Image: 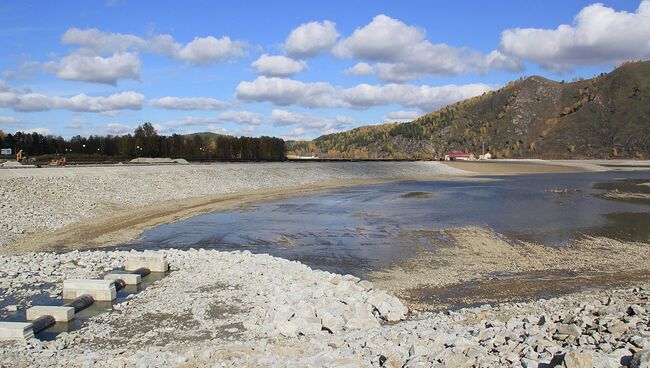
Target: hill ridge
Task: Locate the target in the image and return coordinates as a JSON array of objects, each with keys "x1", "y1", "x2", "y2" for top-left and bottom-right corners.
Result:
[{"x1": 288, "y1": 60, "x2": 650, "y2": 159}]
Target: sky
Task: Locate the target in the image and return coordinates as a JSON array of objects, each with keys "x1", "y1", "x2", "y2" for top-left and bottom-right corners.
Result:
[{"x1": 0, "y1": 0, "x2": 649, "y2": 140}]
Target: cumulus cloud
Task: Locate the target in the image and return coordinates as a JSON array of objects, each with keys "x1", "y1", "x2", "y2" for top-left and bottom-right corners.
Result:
[
  {"x1": 24, "y1": 127, "x2": 52, "y2": 135},
  {"x1": 163, "y1": 117, "x2": 222, "y2": 127},
  {"x1": 333, "y1": 14, "x2": 521, "y2": 82},
  {"x1": 0, "y1": 116, "x2": 25, "y2": 127},
  {"x1": 62, "y1": 28, "x2": 145, "y2": 54},
  {"x1": 345, "y1": 62, "x2": 374, "y2": 76},
  {"x1": 150, "y1": 96, "x2": 229, "y2": 110},
  {"x1": 383, "y1": 110, "x2": 422, "y2": 123},
  {"x1": 176, "y1": 36, "x2": 247, "y2": 65},
  {"x1": 271, "y1": 109, "x2": 354, "y2": 136},
  {"x1": 251, "y1": 54, "x2": 307, "y2": 77},
  {"x1": 237, "y1": 76, "x2": 492, "y2": 111},
  {"x1": 284, "y1": 20, "x2": 339, "y2": 58},
  {"x1": 105, "y1": 123, "x2": 132, "y2": 135},
  {"x1": 499, "y1": 0, "x2": 650, "y2": 70},
  {"x1": 236, "y1": 76, "x2": 339, "y2": 108},
  {"x1": 0, "y1": 88, "x2": 144, "y2": 114},
  {"x1": 218, "y1": 110, "x2": 263, "y2": 126},
  {"x1": 341, "y1": 82, "x2": 492, "y2": 111},
  {"x1": 48, "y1": 51, "x2": 140, "y2": 85},
  {"x1": 46, "y1": 28, "x2": 248, "y2": 84}
]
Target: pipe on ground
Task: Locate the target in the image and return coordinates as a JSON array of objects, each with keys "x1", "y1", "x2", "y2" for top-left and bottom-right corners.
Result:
[
  {"x1": 31, "y1": 315, "x2": 56, "y2": 335},
  {"x1": 63, "y1": 294, "x2": 95, "y2": 313},
  {"x1": 112, "y1": 278, "x2": 126, "y2": 292}
]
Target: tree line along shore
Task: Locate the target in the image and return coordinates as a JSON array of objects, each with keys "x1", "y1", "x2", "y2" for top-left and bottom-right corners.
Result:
[{"x1": 0, "y1": 123, "x2": 286, "y2": 163}]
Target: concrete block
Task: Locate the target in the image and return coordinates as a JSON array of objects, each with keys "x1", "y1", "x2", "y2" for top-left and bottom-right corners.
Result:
[
  {"x1": 104, "y1": 273, "x2": 141, "y2": 285},
  {"x1": 0, "y1": 322, "x2": 34, "y2": 341},
  {"x1": 125, "y1": 253, "x2": 168, "y2": 273},
  {"x1": 63, "y1": 279, "x2": 116, "y2": 301},
  {"x1": 26, "y1": 306, "x2": 75, "y2": 322}
]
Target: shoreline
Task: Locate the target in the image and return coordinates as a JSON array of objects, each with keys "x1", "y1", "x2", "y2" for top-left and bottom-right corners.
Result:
[
  {"x1": 0, "y1": 159, "x2": 608, "y2": 255},
  {"x1": 2, "y1": 175, "x2": 488, "y2": 255}
]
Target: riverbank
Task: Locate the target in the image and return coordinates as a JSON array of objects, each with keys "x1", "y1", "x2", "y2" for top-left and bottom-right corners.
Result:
[
  {"x1": 1, "y1": 159, "x2": 635, "y2": 254},
  {"x1": 370, "y1": 226, "x2": 650, "y2": 311},
  {"x1": 0, "y1": 249, "x2": 647, "y2": 367},
  {"x1": 0, "y1": 162, "x2": 468, "y2": 253}
]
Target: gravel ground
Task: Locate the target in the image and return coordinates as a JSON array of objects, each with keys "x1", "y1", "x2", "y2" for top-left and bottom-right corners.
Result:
[
  {"x1": 0, "y1": 162, "x2": 466, "y2": 248},
  {"x1": 0, "y1": 249, "x2": 648, "y2": 367}
]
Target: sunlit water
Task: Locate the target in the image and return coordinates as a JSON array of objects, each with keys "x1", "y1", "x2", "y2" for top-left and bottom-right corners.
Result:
[{"x1": 116, "y1": 171, "x2": 650, "y2": 276}]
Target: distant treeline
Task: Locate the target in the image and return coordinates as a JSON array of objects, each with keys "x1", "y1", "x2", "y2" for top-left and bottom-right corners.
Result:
[{"x1": 0, "y1": 123, "x2": 286, "y2": 161}]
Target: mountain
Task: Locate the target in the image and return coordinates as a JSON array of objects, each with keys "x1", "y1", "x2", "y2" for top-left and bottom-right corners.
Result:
[{"x1": 287, "y1": 60, "x2": 650, "y2": 159}]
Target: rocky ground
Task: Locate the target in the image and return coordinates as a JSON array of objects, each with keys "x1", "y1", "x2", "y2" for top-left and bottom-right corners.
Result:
[
  {"x1": 0, "y1": 162, "x2": 465, "y2": 249},
  {"x1": 0, "y1": 249, "x2": 648, "y2": 367}
]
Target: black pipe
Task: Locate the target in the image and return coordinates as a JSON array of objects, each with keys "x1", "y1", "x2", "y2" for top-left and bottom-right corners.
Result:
[
  {"x1": 63, "y1": 294, "x2": 95, "y2": 313},
  {"x1": 131, "y1": 267, "x2": 151, "y2": 277},
  {"x1": 32, "y1": 315, "x2": 56, "y2": 334},
  {"x1": 112, "y1": 278, "x2": 126, "y2": 292}
]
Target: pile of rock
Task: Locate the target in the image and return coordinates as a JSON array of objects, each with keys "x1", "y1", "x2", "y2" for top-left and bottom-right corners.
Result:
[{"x1": 0, "y1": 248, "x2": 648, "y2": 367}]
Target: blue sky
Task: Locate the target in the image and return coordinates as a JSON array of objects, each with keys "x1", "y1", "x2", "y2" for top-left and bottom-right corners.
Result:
[{"x1": 0, "y1": 0, "x2": 649, "y2": 139}]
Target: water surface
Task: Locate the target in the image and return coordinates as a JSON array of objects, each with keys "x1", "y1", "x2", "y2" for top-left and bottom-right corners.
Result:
[{"x1": 117, "y1": 171, "x2": 650, "y2": 276}]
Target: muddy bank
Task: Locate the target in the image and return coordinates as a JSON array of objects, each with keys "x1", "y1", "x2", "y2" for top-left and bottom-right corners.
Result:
[{"x1": 370, "y1": 226, "x2": 650, "y2": 311}]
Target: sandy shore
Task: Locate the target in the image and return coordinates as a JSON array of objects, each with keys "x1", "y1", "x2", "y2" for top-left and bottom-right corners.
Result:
[
  {"x1": 0, "y1": 161, "x2": 469, "y2": 254},
  {"x1": 1, "y1": 159, "x2": 635, "y2": 254}
]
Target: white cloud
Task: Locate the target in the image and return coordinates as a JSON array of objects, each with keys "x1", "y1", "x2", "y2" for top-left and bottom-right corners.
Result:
[
  {"x1": 61, "y1": 28, "x2": 145, "y2": 54},
  {"x1": 236, "y1": 76, "x2": 339, "y2": 108},
  {"x1": 24, "y1": 127, "x2": 52, "y2": 135},
  {"x1": 0, "y1": 116, "x2": 25, "y2": 127},
  {"x1": 345, "y1": 62, "x2": 374, "y2": 76},
  {"x1": 105, "y1": 123, "x2": 132, "y2": 135},
  {"x1": 176, "y1": 36, "x2": 247, "y2": 65},
  {"x1": 163, "y1": 117, "x2": 222, "y2": 127},
  {"x1": 499, "y1": 0, "x2": 650, "y2": 70},
  {"x1": 271, "y1": 109, "x2": 354, "y2": 136},
  {"x1": 218, "y1": 110, "x2": 262, "y2": 125},
  {"x1": 50, "y1": 51, "x2": 140, "y2": 85},
  {"x1": 237, "y1": 76, "x2": 492, "y2": 111},
  {"x1": 333, "y1": 14, "x2": 521, "y2": 82},
  {"x1": 47, "y1": 28, "x2": 248, "y2": 84},
  {"x1": 383, "y1": 110, "x2": 421, "y2": 123},
  {"x1": 341, "y1": 82, "x2": 492, "y2": 111},
  {"x1": 284, "y1": 20, "x2": 338, "y2": 58},
  {"x1": 0, "y1": 88, "x2": 145, "y2": 113},
  {"x1": 251, "y1": 54, "x2": 307, "y2": 77},
  {"x1": 150, "y1": 96, "x2": 229, "y2": 110}
]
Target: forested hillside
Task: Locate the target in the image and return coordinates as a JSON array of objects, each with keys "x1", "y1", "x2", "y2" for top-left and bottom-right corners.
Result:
[{"x1": 287, "y1": 61, "x2": 650, "y2": 159}]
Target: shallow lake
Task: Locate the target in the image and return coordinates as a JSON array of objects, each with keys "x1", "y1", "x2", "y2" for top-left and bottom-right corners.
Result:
[{"x1": 117, "y1": 171, "x2": 650, "y2": 276}]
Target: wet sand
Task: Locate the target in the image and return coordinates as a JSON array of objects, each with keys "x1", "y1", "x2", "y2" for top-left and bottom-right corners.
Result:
[{"x1": 369, "y1": 226, "x2": 650, "y2": 311}]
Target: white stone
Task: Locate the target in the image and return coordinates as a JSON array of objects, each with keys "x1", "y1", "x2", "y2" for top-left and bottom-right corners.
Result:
[
  {"x1": 104, "y1": 273, "x2": 141, "y2": 285},
  {"x1": 0, "y1": 322, "x2": 34, "y2": 341},
  {"x1": 125, "y1": 253, "x2": 168, "y2": 273},
  {"x1": 63, "y1": 279, "x2": 116, "y2": 301},
  {"x1": 26, "y1": 306, "x2": 75, "y2": 322}
]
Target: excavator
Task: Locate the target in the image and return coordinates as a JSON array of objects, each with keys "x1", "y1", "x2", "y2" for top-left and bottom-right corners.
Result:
[
  {"x1": 15, "y1": 150, "x2": 36, "y2": 165},
  {"x1": 50, "y1": 156, "x2": 66, "y2": 166}
]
